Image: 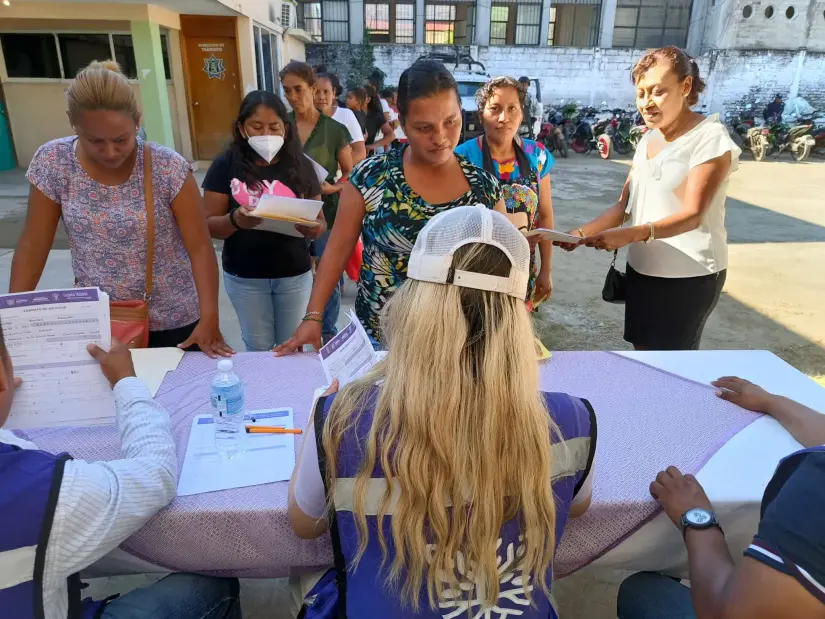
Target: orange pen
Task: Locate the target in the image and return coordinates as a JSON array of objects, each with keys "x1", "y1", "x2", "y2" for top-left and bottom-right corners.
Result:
[{"x1": 244, "y1": 426, "x2": 302, "y2": 435}]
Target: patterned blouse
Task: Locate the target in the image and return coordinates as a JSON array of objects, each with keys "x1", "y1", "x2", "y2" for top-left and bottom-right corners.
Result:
[
  {"x1": 349, "y1": 148, "x2": 503, "y2": 339},
  {"x1": 26, "y1": 137, "x2": 199, "y2": 331}
]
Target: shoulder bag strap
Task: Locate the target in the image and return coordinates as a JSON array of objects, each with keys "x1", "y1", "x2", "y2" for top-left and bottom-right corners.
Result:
[{"x1": 143, "y1": 145, "x2": 155, "y2": 302}]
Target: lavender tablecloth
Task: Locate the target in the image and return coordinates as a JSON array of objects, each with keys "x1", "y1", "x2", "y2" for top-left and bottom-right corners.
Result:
[{"x1": 18, "y1": 350, "x2": 760, "y2": 578}]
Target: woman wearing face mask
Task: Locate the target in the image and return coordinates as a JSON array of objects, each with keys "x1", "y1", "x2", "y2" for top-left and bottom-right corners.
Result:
[
  {"x1": 280, "y1": 62, "x2": 353, "y2": 343},
  {"x1": 560, "y1": 46, "x2": 741, "y2": 351},
  {"x1": 275, "y1": 59, "x2": 506, "y2": 353},
  {"x1": 314, "y1": 72, "x2": 367, "y2": 165},
  {"x1": 364, "y1": 84, "x2": 394, "y2": 155},
  {"x1": 11, "y1": 60, "x2": 231, "y2": 356},
  {"x1": 456, "y1": 76, "x2": 555, "y2": 309},
  {"x1": 202, "y1": 91, "x2": 324, "y2": 351}
]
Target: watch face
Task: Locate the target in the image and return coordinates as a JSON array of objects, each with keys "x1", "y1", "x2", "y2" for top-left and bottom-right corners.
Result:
[{"x1": 686, "y1": 509, "x2": 713, "y2": 525}]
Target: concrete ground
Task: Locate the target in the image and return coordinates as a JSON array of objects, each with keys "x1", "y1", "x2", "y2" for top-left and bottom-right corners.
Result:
[{"x1": 1, "y1": 154, "x2": 824, "y2": 617}]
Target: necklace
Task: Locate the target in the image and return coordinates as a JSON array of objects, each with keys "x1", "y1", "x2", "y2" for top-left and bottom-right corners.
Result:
[{"x1": 661, "y1": 111, "x2": 693, "y2": 142}]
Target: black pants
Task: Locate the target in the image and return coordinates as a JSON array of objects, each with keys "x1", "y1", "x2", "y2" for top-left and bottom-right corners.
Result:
[
  {"x1": 148, "y1": 321, "x2": 199, "y2": 350},
  {"x1": 624, "y1": 266, "x2": 727, "y2": 350}
]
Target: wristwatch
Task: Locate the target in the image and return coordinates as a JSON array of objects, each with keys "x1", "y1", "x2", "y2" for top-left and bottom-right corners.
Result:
[{"x1": 680, "y1": 508, "x2": 722, "y2": 539}]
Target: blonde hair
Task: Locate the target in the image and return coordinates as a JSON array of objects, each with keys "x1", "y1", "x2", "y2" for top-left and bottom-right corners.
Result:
[
  {"x1": 66, "y1": 60, "x2": 139, "y2": 122},
  {"x1": 323, "y1": 243, "x2": 559, "y2": 612}
]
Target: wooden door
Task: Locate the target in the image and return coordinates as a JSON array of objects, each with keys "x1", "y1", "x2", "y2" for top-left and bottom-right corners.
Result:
[{"x1": 185, "y1": 36, "x2": 241, "y2": 160}]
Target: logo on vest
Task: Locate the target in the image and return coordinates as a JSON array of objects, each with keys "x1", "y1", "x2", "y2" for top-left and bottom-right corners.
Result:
[{"x1": 426, "y1": 536, "x2": 534, "y2": 618}]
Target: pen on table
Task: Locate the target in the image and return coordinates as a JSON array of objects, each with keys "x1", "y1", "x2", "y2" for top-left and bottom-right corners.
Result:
[{"x1": 244, "y1": 426, "x2": 303, "y2": 435}]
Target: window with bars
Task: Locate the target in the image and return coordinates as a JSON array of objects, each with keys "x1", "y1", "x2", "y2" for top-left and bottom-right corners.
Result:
[
  {"x1": 612, "y1": 0, "x2": 692, "y2": 48},
  {"x1": 254, "y1": 25, "x2": 280, "y2": 93},
  {"x1": 0, "y1": 32, "x2": 172, "y2": 80},
  {"x1": 548, "y1": 2, "x2": 601, "y2": 47},
  {"x1": 282, "y1": 3, "x2": 293, "y2": 27},
  {"x1": 365, "y1": 2, "x2": 416, "y2": 43},
  {"x1": 301, "y1": 2, "x2": 323, "y2": 39},
  {"x1": 425, "y1": 1, "x2": 476, "y2": 44},
  {"x1": 489, "y1": 1, "x2": 542, "y2": 45}
]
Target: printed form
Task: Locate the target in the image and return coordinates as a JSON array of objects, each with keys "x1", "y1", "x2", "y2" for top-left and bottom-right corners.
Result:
[
  {"x1": 1, "y1": 288, "x2": 114, "y2": 430},
  {"x1": 318, "y1": 309, "x2": 378, "y2": 386}
]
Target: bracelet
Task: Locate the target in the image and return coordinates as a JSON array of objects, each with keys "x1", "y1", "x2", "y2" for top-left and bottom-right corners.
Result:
[
  {"x1": 575, "y1": 228, "x2": 585, "y2": 238},
  {"x1": 644, "y1": 222, "x2": 655, "y2": 244},
  {"x1": 228, "y1": 209, "x2": 241, "y2": 231},
  {"x1": 304, "y1": 311, "x2": 323, "y2": 318},
  {"x1": 302, "y1": 316, "x2": 323, "y2": 323}
]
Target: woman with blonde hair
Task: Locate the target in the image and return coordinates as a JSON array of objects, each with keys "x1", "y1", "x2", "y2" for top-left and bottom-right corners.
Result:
[
  {"x1": 288, "y1": 206, "x2": 597, "y2": 618},
  {"x1": 11, "y1": 60, "x2": 231, "y2": 356}
]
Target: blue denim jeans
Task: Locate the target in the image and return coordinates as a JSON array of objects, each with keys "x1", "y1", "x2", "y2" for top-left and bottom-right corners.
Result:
[
  {"x1": 101, "y1": 573, "x2": 241, "y2": 619},
  {"x1": 224, "y1": 270, "x2": 313, "y2": 351},
  {"x1": 617, "y1": 572, "x2": 696, "y2": 619},
  {"x1": 313, "y1": 231, "x2": 343, "y2": 342}
]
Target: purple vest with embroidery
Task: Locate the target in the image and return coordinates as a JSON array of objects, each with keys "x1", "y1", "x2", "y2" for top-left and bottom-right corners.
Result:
[
  {"x1": 316, "y1": 390, "x2": 596, "y2": 619},
  {"x1": 0, "y1": 442, "x2": 105, "y2": 619}
]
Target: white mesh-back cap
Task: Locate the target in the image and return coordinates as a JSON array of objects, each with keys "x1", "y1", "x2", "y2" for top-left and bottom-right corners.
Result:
[{"x1": 408, "y1": 205, "x2": 530, "y2": 299}]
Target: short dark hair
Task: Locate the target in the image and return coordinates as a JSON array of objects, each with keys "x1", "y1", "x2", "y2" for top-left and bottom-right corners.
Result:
[
  {"x1": 347, "y1": 87, "x2": 367, "y2": 104},
  {"x1": 279, "y1": 61, "x2": 316, "y2": 86},
  {"x1": 475, "y1": 76, "x2": 526, "y2": 115},
  {"x1": 316, "y1": 71, "x2": 342, "y2": 96},
  {"x1": 380, "y1": 86, "x2": 396, "y2": 99},
  {"x1": 397, "y1": 59, "x2": 459, "y2": 123},
  {"x1": 518, "y1": 76, "x2": 530, "y2": 84}
]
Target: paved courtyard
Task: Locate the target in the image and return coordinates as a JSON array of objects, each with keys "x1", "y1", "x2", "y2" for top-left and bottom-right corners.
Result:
[{"x1": 1, "y1": 154, "x2": 824, "y2": 616}]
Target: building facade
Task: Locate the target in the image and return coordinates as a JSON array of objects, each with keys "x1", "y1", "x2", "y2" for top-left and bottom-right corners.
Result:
[
  {"x1": 0, "y1": 0, "x2": 314, "y2": 167},
  {"x1": 303, "y1": 0, "x2": 825, "y2": 113}
]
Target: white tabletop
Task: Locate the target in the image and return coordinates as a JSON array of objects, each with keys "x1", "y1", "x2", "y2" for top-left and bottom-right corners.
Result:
[{"x1": 593, "y1": 350, "x2": 825, "y2": 576}]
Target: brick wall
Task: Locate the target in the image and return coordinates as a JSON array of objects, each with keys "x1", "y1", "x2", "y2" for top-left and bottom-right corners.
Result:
[{"x1": 307, "y1": 44, "x2": 825, "y2": 113}]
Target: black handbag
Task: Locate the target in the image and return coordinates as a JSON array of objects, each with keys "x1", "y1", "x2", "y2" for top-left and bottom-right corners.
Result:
[{"x1": 602, "y1": 249, "x2": 626, "y2": 304}]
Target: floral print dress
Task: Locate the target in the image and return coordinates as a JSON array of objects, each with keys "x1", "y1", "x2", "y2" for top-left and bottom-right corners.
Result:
[{"x1": 349, "y1": 147, "x2": 503, "y2": 339}]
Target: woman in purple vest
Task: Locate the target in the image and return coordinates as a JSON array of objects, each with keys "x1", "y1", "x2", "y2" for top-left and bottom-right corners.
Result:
[{"x1": 288, "y1": 206, "x2": 597, "y2": 618}]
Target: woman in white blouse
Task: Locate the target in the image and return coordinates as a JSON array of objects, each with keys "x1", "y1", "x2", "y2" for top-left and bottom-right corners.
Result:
[{"x1": 562, "y1": 46, "x2": 741, "y2": 350}]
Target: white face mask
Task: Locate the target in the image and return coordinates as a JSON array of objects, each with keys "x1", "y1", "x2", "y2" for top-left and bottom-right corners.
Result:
[{"x1": 246, "y1": 134, "x2": 284, "y2": 163}]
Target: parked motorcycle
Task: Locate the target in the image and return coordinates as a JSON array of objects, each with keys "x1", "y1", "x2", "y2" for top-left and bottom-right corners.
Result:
[
  {"x1": 608, "y1": 108, "x2": 635, "y2": 155},
  {"x1": 570, "y1": 103, "x2": 612, "y2": 159},
  {"x1": 537, "y1": 107, "x2": 568, "y2": 158},
  {"x1": 770, "y1": 121, "x2": 816, "y2": 161}
]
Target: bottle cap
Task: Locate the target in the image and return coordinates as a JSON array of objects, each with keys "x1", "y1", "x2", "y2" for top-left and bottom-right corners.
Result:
[{"x1": 217, "y1": 359, "x2": 233, "y2": 372}]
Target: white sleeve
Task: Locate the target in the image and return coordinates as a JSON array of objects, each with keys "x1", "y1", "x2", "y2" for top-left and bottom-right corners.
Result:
[
  {"x1": 380, "y1": 99, "x2": 390, "y2": 114},
  {"x1": 293, "y1": 417, "x2": 328, "y2": 520},
  {"x1": 341, "y1": 108, "x2": 365, "y2": 144},
  {"x1": 689, "y1": 122, "x2": 741, "y2": 173},
  {"x1": 43, "y1": 377, "x2": 177, "y2": 581},
  {"x1": 572, "y1": 464, "x2": 594, "y2": 506}
]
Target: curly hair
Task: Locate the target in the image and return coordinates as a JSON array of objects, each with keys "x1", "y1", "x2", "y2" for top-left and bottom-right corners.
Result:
[
  {"x1": 475, "y1": 76, "x2": 526, "y2": 116},
  {"x1": 631, "y1": 46, "x2": 706, "y2": 106}
]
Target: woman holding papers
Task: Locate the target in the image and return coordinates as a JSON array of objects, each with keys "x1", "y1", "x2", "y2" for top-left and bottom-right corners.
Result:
[
  {"x1": 281, "y1": 62, "x2": 353, "y2": 343},
  {"x1": 11, "y1": 60, "x2": 231, "y2": 356},
  {"x1": 456, "y1": 76, "x2": 555, "y2": 309},
  {"x1": 276, "y1": 59, "x2": 506, "y2": 352},
  {"x1": 559, "y1": 47, "x2": 740, "y2": 351},
  {"x1": 203, "y1": 90, "x2": 324, "y2": 351},
  {"x1": 287, "y1": 207, "x2": 596, "y2": 617}
]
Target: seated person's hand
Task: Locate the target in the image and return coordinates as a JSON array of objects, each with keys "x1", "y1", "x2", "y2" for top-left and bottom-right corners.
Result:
[
  {"x1": 712, "y1": 376, "x2": 774, "y2": 412},
  {"x1": 650, "y1": 466, "x2": 713, "y2": 528},
  {"x1": 87, "y1": 339, "x2": 136, "y2": 389}
]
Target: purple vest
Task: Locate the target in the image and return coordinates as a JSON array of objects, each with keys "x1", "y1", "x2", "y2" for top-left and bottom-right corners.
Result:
[
  {"x1": 0, "y1": 442, "x2": 105, "y2": 619},
  {"x1": 315, "y1": 390, "x2": 596, "y2": 619}
]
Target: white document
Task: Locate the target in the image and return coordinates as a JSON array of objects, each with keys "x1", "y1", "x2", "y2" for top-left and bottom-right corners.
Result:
[
  {"x1": 305, "y1": 154, "x2": 331, "y2": 185},
  {"x1": 131, "y1": 347, "x2": 185, "y2": 397},
  {"x1": 524, "y1": 228, "x2": 582, "y2": 243},
  {"x1": 251, "y1": 194, "x2": 323, "y2": 238},
  {"x1": 1, "y1": 288, "x2": 115, "y2": 429},
  {"x1": 318, "y1": 309, "x2": 378, "y2": 386},
  {"x1": 177, "y1": 408, "x2": 297, "y2": 496}
]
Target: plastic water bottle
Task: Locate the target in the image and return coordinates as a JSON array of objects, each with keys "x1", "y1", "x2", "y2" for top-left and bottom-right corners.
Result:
[{"x1": 210, "y1": 359, "x2": 244, "y2": 458}]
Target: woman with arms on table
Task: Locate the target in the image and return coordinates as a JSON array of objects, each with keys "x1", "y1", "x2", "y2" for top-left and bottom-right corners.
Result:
[
  {"x1": 202, "y1": 91, "x2": 323, "y2": 351},
  {"x1": 456, "y1": 76, "x2": 556, "y2": 309},
  {"x1": 275, "y1": 59, "x2": 506, "y2": 352},
  {"x1": 314, "y1": 71, "x2": 367, "y2": 165},
  {"x1": 10, "y1": 60, "x2": 231, "y2": 356},
  {"x1": 287, "y1": 207, "x2": 597, "y2": 618},
  {"x1": 561, "y1": 46, "x2": 740, "y2": 351},
  {"x1": 280, "y1": 62, "x2": 352, "y2": 343}
]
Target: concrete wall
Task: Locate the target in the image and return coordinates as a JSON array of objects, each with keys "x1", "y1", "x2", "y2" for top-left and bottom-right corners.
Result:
[
  {"x1": 703, "y1": 0, "x2": 825, "y2": 51},
  {"x1": 3, "y1": 82, "x2": 183, "y2": 166},
  {"x1": 307, "y1": 43, "x2": 825, "y2": 112}
]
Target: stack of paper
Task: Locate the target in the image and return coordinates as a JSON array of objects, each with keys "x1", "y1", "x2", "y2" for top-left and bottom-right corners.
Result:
[
  {"x1": 177, "y1": 408, "x2": 297, "y2": 496},
  {"x1": 0, "y1": 288, "x2": 115, "y2": 429},
  {"x1": 131, "y1": 347, "x2": 185, "y2": 397},
  {"x1": 251, "y1": 194, "x2": 323, "y2": 238}
]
